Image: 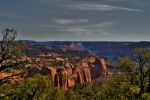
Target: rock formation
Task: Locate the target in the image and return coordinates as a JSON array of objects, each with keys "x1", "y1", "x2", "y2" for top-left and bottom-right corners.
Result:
[
  {"x1": 49, "y1": 57, "x2": 111, "y2": 90},
  {"x1": 23, "y1": 56, "x2": 111, "y2": 90}
]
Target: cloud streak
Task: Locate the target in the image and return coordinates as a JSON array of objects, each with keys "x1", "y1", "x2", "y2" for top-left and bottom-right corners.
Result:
[
  {"x1": 54, "y1": 18, "x2": 89, "y2": 25},
  {"x1": 68, "y1": 3, "x2": 145, "y2": 12},
  {"x1": 57, "y1": 22, "x2": 115, "y2": 36},
  {"x1": 54, "y1": 19, "x2": 75, "y2": 25},
  {"x1": 60, "y1": 27, "x2": 112, "y2": 36}
]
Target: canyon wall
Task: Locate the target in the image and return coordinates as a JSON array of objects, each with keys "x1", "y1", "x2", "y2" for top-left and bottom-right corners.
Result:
[
  {"x1": 23, "y1": 57, "x2": 111, "y2": 90},
  {"x1": 49, "y1": 57, "x2": 111, "y2": 90}
]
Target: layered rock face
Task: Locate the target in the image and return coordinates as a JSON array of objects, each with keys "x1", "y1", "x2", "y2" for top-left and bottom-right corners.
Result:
[
  {"x1": 49, "y1": 57, "x2": 111, "y2": 90},
  {"x1": 23, "y1": 57, "x2": 111, "y2": 90}
]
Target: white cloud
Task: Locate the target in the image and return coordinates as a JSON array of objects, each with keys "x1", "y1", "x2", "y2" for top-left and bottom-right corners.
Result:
[
  {"x1": 54, "y1": 19, "x2": 75, "y2": 25},
  {"x1": 78, "y1": 19, "x2": 89, "y2": 23},
  {"x1": 117, "y1": 7, "x2": 145, "y2": 12},
  {"x1": 60, "y1": 27, "x2": 112, "y2": 36},
  {"x1": 69, "y1": 3, "x2": 145, "y2": 12},
  {"x1": 54, "y1": 18, "x2": 89, "y2": 25},
  {"x1": 89, "y1": 22, "x2": 115, "y2": 27},
  {"x1": 58, "y1": 22, "x2": 115, "y2": 36}
]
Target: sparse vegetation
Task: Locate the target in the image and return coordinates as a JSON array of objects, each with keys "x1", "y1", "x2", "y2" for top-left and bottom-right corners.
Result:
[{"x1": 0, "y1": 28, "x2": 26, "y2": 85}]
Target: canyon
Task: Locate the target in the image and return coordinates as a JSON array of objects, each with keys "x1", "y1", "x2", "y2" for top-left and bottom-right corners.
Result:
[
  {"x1": 0, "y1": 42, "x2": 114, "y2": 90},
  {"x1": 25, "y1": 41, "x2": 150, "y2": 60}
]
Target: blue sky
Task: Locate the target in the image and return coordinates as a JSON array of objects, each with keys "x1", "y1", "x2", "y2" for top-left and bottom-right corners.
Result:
[{"x1": 0, "y1": 0, "x2": 150, "y2": 41}]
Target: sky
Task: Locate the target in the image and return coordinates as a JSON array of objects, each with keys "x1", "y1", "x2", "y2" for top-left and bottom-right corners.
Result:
[{"x1": 0, "y1": 0, "x2": 150, "y2": 41}]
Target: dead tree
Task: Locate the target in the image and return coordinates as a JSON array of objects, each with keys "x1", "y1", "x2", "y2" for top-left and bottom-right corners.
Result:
[
  {"x1": 0, "y1": 28, "x2": 26, "y2": 84},
  {"x1": 0, "y1": 28, "x2": 18, "y2": 71}
]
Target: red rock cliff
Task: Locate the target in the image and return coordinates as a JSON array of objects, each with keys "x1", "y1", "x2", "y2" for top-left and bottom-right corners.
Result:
[
  {"x1": 23, "y1": 57, "x2": 111, "y2": 90},
  {"x1": 50, "y1": 57, "x2": 111, "y2": 90}
]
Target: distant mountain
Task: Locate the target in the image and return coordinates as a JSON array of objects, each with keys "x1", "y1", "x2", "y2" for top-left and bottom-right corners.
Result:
[{"x1": 24, "y1": 40, "x2": 150, "y2": 60}]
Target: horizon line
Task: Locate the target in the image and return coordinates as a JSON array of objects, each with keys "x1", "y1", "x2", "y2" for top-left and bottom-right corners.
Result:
[{"x1": 17, "y1": 39, "x2": 150, "y2": 42}]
